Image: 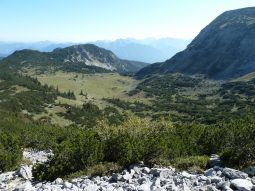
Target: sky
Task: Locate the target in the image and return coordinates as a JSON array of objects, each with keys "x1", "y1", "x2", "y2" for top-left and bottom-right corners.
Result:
[{"x1": 0, "y1": 0, "x2": 254, "y2": 42}]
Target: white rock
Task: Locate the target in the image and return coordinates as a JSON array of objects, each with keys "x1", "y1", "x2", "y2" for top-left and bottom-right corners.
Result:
[
  {"x1": 64, "y1": 181, "x2": 72, "y2": 188},
  {"x1": 231, "y1": 179, "x2": 253, "y2": 191},
  {"x1": 181, "y1": 171, "x2": 197, "y2": 179},
  {"x1": 14, "y1": 181, "x2": 34, "y2": 191},
  {"x1": 122, "y1": 171, "x2": 132, "y2": 181},
  {"x1": 83, "y1": 184, "x2": 98, "y2": 191},
  {"x1": 18, "y1": 165, "x2": 32, "y2": 180},
  {"x1": 143, "y1": 167, "x2": 150, "y2": 174},
  {"x1": 23, "y1": 149, "x2": 53, "y2": 165},
  {"x1": 0, "y1": 171, "x2": 15, "y2": 182},
  {"x1": 55, "y1": 178, "x2": 63, "y2": 184},
  {"x1": 138, "y1": 182, "x2": 151, "y2": 191}
]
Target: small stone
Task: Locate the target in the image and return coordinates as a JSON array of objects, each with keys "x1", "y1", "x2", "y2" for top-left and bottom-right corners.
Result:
[
  {"x1": 55, "y1": 178, "x2": 63, "y2": 184},
  {"x1": 64, "y1": 181, "x2": 72, "y2": 188},
  {"x1": 111, "y1": 173, "x2": 123, "y2": 182},
  {"x1": 143, "y1": 167, "x2": 150, "y2": 174},
  {"x1": 181, "y1": 171, "x2": 197, "y2": 179},
  {"x1": 35, "y1": 182, "x2": 43, "y2": 188}
]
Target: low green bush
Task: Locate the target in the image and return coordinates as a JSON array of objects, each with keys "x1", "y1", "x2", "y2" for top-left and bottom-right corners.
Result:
[
  {"x1": 0, "y1": 132, "x2": 22, "y2": 172},
  {"x1": 171, "y1": 156, "x2": 209, "y2": 172},
  {"x1": 33, "y1": 130, "x2": 104, "y2": 181}
]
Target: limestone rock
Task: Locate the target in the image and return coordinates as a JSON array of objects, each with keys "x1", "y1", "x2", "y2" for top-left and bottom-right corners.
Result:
[
  {"x1": 18, "y1": 165, "x2": 32, "y2": 180},
  {"x1": 231, "y1": 179, "x2": 253, "y2": 191}
]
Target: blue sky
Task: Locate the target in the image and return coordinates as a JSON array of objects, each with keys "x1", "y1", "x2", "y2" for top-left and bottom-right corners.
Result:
[{"x1": 0, "y1": 0, "x2": 254, "y2": 42}]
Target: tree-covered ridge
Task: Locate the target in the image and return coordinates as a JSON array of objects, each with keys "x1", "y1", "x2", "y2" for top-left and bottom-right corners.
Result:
[{"x1": 0, "y1": 44, "x2": 148, "y2": 75}]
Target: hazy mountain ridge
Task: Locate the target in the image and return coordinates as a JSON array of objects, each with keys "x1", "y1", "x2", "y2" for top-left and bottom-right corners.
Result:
[
  {"x1": 136, "y1": 7, "x2": 255, "y2": 79},
  {"x1": 94, "y1": 38, "x2": 190, "y2": 63},
  {"x1": 0, "y1": 44, "x2": 147, "y2": 73},
  {"x1": 0, "y1": 41, "x2": 73, "y2": 55},
  {"x1": 0, "y1": 38, "x2": 190, "y2": 63}
]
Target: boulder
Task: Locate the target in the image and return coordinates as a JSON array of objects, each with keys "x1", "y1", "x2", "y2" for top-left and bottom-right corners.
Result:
[
  {"x1": 223, "y1": 168, "x2": 248, "y2": 179},
  {"x1": 204, "y1": 168, "x2": 216, "y2": 177},
  {"x1": 17, "y1": 165, "x2": 32, "y2": 180},
  {"x1": 231, "y1": 179, "x2": 253, "y2": 191},
  {"x1": 244, "y1": 167, "x2": 255, "y2": 177}
]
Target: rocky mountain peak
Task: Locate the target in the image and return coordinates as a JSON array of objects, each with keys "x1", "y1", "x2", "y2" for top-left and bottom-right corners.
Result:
[{"x1": 136, "y1": 7, "x2": 255, "y2": 80}]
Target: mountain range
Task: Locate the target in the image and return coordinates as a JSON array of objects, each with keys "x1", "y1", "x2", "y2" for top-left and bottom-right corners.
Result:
[
  {"x1": 93, "y1": 38, "x2": 190, "y2": 63},
  {"x1": 0, "y1": 44, "x2": 147, "y2": 74},
  {"x1": 136, "y1": 7, "x2": 255, "y2": 80},
  {"x1": 0, "y1": 38, "x2": 190, "y2": 63}
]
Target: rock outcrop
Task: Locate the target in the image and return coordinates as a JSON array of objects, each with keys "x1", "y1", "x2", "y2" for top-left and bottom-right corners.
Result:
[
  {"x1": 1, "y1": 164, "x2": 255, "y2": 190},
  {"x1": 0, "y1": 152, "x2": 255, "y2": 190}
]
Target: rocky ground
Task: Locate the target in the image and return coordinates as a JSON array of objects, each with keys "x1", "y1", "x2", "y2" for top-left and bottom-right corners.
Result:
[{"x1": 0, "y1": 152, "x2": 254, "y2": 191}]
